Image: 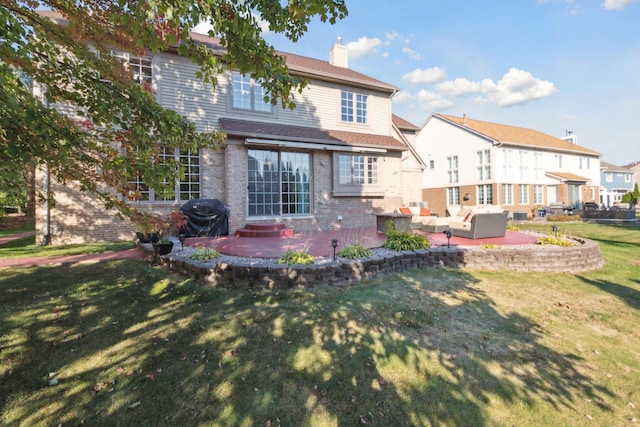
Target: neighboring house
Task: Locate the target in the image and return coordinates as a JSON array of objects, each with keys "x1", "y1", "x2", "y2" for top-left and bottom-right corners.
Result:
[
  {"x1": 414, "y1": 114, "x2": 601, "y2": 217},
  {"x1": 623, "y1": 160, "x2": 640, "y2": 189},
  {"x1": 600, "y1": 161, "x2": 635, "y2": 207},
  {"x1": 35, "y1": 11, "x2": 424, "y2": 244}
]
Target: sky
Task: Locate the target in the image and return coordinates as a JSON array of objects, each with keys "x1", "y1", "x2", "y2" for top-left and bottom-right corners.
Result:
[{"x1": 214, "y1": 0, "x2": 640, "y2": 166}]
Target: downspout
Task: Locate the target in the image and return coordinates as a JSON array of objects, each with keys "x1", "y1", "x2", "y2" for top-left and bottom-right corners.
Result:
[{"x1": 36, "y1": 81, "x2": 52, "y2": 245}]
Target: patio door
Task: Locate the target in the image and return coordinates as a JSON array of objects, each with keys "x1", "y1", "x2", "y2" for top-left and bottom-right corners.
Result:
[
  {"x1": 568, "y1": 184, "x2": 581, "y2": 208},
  {"x1": 247, "y1": 149, "x2": 311, "y2": 217},
  {"x1": 547, "y1": 185, "x2": 558, "y2": 204}
]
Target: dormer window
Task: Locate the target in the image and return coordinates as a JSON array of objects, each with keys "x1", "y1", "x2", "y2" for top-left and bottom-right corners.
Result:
[
  {"x1": 232, "y1": 71, "x2": 271, "y2": 113},
  {"x1": 341, "y1": 91, "x2": 367, "y2": 124}
]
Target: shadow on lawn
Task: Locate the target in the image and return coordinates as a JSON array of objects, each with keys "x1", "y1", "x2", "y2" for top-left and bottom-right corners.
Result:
[
  {"x1": 0, "y1": 261, "x2": 616, "y2": 426},
  {"x1": 575, "y1": 276, "x2": 640, "y2": 311}
]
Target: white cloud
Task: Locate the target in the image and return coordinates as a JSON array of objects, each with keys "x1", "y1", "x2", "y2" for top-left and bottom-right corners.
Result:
[
  {"x1": 254, "y1": 13, "x2": 272, "y2": 34},
  {"x1": 602, "y1": 0, "x2": 638, "y2": 9},
  {"x1": 416, "y1": 90, "x2": 454, "y2": 111},
  {"x1": 435, "y1": 68, "x2": 557, "y2": 106},
  {"x1": 402, "y1": 67, "x2": 447, "y2": 84},
  {"x1": 346, "y1": 37, "x2": 383, "y2": 59},
  {"x1": 402, "y1": 47, "x2": 423, "y2": 60},
  {"x1": 477, "y1": 68, "x2": 558, "y2": 106},
  {"x1": 192, "y1": 20, "x2": 213, "y2": 35},
  {"x1": 192, "y1": 13, "x2": 271, "y2": 35},
  {"x1": 385, "y1": 31, "x2": 410, "y2": 43},
  {"x1": 436, "y1": 78, "x2": 485, "y2": 96}
]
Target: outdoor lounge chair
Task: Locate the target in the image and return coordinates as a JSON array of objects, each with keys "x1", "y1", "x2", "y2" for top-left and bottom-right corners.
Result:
[{"x1": 449, "y1": 211, "x2": 509, "y2": 239}]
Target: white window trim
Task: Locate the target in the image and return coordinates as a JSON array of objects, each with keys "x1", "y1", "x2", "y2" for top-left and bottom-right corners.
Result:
[
  {"x1": 332, "y1": 152, "x2": 384, "y2": 197},
  {"x1": 127, "y1": 147, "x2": 201, "y2": 203},
  {"x1": 340, "y1": 90, "x2": 368, "y2": 124},
  {"x1": 502, "y1": 184, "x2": 514, "y2": 206},
  {"x1": 229, "y1": 71, "x2": 273, "y2": 115}
]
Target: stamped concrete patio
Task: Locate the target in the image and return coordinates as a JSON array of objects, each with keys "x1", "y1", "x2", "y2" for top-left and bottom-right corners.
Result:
[{"x1": 183, "y1": 227, "x2": 540, "y2": 259}]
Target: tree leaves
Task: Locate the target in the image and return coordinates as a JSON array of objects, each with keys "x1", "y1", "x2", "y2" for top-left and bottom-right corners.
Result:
[{"x1": 1, "y1": 0, "x2": 347, "y2": 224}]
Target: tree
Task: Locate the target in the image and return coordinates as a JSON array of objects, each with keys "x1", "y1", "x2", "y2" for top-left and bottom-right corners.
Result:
[{"x1": 0, "y1": 0, "x2": 348, "y2": 227}]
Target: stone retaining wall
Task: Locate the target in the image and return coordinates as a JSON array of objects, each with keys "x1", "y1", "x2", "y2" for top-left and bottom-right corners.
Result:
[{"x1": 148, "y1": 236, "x2": 604, "y2": 290}]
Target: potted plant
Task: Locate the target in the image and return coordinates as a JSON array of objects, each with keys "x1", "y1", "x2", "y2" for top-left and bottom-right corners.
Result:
[
  {"x1": 135, "y1": 224, "x2": 159, "y2": 243},
  {"x1": 152, "y1": 210, "x2": 187, "y2": 255},
  {"x1": 153, "y1": 234, "x2": 174, "y2": 255}
]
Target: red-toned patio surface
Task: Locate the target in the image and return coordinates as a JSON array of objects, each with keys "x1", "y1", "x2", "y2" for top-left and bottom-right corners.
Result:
[{"x1": 185, "y1": 228, "x2": 539, "y2": 259}]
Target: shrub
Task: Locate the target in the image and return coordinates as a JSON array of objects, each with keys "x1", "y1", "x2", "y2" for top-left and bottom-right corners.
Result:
[
  {"x1": 277, "y1": 250, "x2": 314, "y2": 265},
  {"x1": 190, "y1": 247, "x2": 221, "y2": 261},
  {"x1": 506, "y1": 222, "x2": 520, "y2": 231},
  {"x1": 536, "y1": 236, "x2": 576, "y2": 247},
  {"x1": 337, "y1": 244, "x2": 371, "y2": 259},
  {"x1": 382, "y1": 220, "x2": 429, "y2": 251}
]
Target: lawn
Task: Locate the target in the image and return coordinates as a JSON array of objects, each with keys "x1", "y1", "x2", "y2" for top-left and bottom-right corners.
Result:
[{"x1": 1, "y1": 222, "x2": 639, "y2": 426}]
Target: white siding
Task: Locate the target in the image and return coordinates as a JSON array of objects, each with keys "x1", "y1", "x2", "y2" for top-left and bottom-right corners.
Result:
[{"x1": 415, "y1": 117, "x2": 494, "y2": 188}]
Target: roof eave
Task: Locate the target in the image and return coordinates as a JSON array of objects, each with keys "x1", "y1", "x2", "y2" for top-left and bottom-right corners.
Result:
[{"x1": 224, "y1": 130, "x2": 407, "y2": 152}]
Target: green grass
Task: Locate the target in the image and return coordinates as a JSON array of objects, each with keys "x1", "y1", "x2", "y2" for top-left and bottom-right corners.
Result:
[
  {"x1": 0, "y1": 237, "x2": 135, "y2": 259},
  {"x1": 1, "y1": 223, "x2": 639, "y2": 425},
  {"x1": 0, "y1": 221, "x2": 33, "y2": 237}
]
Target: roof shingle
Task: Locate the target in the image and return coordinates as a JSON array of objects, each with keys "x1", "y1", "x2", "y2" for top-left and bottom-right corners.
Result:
[
  {"x1": 437, "y1": 114, "x2": 600, "y2": 156},
  {"x1": 219, "y1": 118, "x2": 406, "y2": 151}
]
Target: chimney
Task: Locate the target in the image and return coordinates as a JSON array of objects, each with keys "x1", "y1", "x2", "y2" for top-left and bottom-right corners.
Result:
[
  {"x1": 330, "y1": 37, "x2": 348, "y2": 68},
  {"x1": 462, "y1": 113, "x2": 467, "y2": 125}
]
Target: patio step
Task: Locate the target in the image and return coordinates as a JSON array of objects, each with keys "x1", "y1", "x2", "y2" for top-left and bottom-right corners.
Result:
[{"x1": 235, "y1": 223, "x2": 295, "y2": 238}]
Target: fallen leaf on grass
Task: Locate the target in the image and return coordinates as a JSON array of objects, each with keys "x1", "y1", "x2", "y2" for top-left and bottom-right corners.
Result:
[{"x1": 128, "y1": 401, "x2": 141, "y2": 409}]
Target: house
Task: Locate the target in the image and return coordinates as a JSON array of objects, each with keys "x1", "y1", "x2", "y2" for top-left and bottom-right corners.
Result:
[
  {"x1": 600, "y1": 161, "x2": 635, "y2": 207},
  {"x1": 414, "y1": 114, "x2": 601, "y2": 217},
  {"x1": 623, "y1": 161, "x2": 640, "y2": 189},
  {"x1": 35, "y1": 11, "x2": 424, "y2": 244}
]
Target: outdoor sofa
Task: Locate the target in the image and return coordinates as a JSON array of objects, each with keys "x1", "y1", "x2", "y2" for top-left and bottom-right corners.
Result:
[
  {"x1": 396, "y1": 204, "x2": 507, "y2": 235},
  {"x1": 448, "y1": 207, "x2": 509, "y2": 239}
]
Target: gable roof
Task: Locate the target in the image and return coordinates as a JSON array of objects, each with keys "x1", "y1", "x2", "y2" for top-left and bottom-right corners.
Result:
[
  {"x1": 600, "y1": 161, "x2": 632, "y2": 172},
  {"x1": 39, "y1": 10, "x2": 398, "y2": 94},
  {"x1": 546, "y1": 171, "x2": 591, "y2": 183},
  {"x1": 188, "y1": 33, "x2": 397, "y2": 93},
  {"x1": 219, "y1": 118, "x2": 407, "y2": 152},
  {"x1": 435, "y1": 114, "x2": 600, "y2": 157},
  {"x1": 392, "y1": 114, "x2": 419, "y2": 131}
]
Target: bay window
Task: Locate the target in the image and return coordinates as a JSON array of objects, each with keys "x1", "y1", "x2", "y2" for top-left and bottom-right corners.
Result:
[{"x1": 333, "y1": 152, "x2": 383, "y2": 196}]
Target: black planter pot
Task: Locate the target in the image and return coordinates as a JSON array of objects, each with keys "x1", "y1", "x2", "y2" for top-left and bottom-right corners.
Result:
[
  {"x1": 153, "y1": 241, "x2": 174, "y2": 255},
  {"x1": 136, "y1": 232, "x2": 159, "y2": 243}
]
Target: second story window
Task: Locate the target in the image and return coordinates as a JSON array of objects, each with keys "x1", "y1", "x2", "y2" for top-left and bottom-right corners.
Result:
[
  {"x1": 447, "y1": 155, "x2": 459, "y2": 183},
  {"x1": 502, "y1": 149, "x2": 514, "y2": 180},
  {"x1": 579, "y1": 157, "x2": 590, "y2": 169},
  {"x1": 533, "y1": 152, "x2": 543, "y2": 179},
  {"x1": 105, "y1": 50, "x2": 153, "y2": 92},
  {"x1": 476, "y1": 149, "x2": 491, "y2": 180},
  {"x1": 518, "y1": 150, "x2": 529, "y2": 180},
  {"x1": 232, "y1": 71, "x2": 271, "y2": 113},
  {"x1": 341, "y1": 91, "x2": 367, "y2": 124},
  {"x1": 555, "y1": 154, "x2": 563, "y2": 168}
]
